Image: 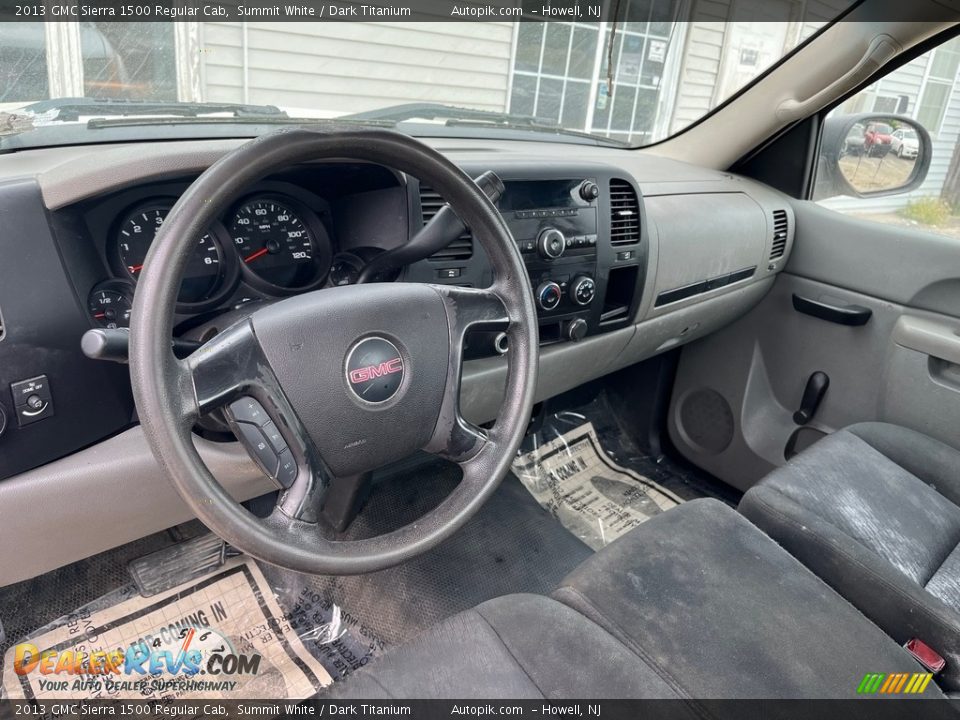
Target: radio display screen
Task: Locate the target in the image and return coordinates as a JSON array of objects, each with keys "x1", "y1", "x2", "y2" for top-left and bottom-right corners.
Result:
[{"x1": 498, "y1": 180, "x2": 584, "y2": 211}]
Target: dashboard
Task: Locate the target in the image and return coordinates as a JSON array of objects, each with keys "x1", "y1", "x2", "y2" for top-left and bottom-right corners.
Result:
[{"x1": 0, "y1": 135, "x2": 795, "y2": 583}]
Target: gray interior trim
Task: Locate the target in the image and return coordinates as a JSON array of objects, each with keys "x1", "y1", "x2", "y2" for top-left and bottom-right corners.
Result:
[
  {"x1": 0, "y1": 427, "x2": 270, "y2": 587},
  {"x1": 893, "y1": 315, "x2": 960, "y2": 367},
  {"x1": 787, "y1": 200, "x2": 960, "y2": 318}
]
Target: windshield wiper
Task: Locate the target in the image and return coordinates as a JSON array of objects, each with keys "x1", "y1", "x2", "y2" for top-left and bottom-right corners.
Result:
[
  {"x1": 19, "y1": 97, "x2": 290, "y2": 122},
  {"x1": 344, "y1": 103, "x2": 626, "y2": 147}
]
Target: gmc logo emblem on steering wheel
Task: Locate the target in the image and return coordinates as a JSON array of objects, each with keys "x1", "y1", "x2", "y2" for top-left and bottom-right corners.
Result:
[
  {"x1": 349, "y1": 358, "x2": 403, "y2": 384},
  {"x1": 344, "y1": 337, "x2": 405, "y2": 404}
]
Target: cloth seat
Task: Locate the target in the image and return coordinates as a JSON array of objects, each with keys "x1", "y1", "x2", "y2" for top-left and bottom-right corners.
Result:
[
  {"x1": 330, "y1": 499, "x2": 938, "y2": 702},
  {"x1": 740, "y1": 422, "x2": 960, "y2": 690}
]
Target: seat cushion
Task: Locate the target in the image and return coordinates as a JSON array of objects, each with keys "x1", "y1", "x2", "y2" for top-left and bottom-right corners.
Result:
[
  {"x1": 326, "y1": 593, "x2": 686, "y2": 700},
  {"x1": 739, "y1": 422, "x2": 960, "y2": 689},
  {"x1": 553, "y1": 499, "x2": 937, "y2": 699}
]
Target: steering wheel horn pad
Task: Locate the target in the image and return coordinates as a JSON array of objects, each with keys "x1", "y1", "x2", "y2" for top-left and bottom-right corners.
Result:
[
  {"x1": 129, "y1": 128, "x2": 537, "y2": 575},
  {"x1": 253, "y1": 283, "x2": 450, "y2": 478}
]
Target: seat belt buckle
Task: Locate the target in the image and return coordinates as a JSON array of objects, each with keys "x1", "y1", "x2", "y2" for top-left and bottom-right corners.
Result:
[{"x1": 905, "y1": 638, "x2": 946, "y2": 673}]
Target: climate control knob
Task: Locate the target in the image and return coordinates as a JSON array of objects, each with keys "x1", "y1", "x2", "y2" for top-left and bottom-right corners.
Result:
[
  {"x1": 570, "y1": 275, "x2": 596, "y2": 306},
  {"x1": 536, "y1": 281, "x2": 563, "y2": 311},
  {"x1": 537, "y1": 228, "x2": 566, "y2": 259}
]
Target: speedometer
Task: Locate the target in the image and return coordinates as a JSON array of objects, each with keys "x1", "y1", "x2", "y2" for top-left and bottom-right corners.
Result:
[{"x1": 229, "y1": 197, "x2": 330, "y2": 291}]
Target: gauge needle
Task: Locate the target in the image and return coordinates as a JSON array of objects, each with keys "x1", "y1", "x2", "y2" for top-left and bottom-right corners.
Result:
[
  {"x1": 128, "y1": 264, "x2": 143, "y2": 273},
  {"x1": 244, "y1": 248, "x2": 269, "y2": 264}
]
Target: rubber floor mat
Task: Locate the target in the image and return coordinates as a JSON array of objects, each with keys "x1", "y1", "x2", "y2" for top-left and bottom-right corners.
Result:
[{"x1": 262, "y1": 461, "x2": 594, "y2": 648}]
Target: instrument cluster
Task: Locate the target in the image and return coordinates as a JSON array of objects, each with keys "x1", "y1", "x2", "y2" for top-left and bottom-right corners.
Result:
[{"x1": 88, "y1": 191, "x2": 338, "y2": 328}]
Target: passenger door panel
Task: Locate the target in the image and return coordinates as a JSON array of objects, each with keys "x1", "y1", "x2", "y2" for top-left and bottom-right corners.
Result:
[{"x1": 668, "y1": 201, "x2": 960, "y2": 491}]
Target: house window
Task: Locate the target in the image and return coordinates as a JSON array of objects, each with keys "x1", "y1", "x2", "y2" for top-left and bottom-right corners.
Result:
[
  {"x1": 507, "y1": 0, "x2": 675, "y2": 143},
  {"x1": 917, "y1": 37, "x2": 960, "y2": 135},
  {"x1": 0, "y1": 22, "x2": 49, "y2": 103},
  {"x1": 81, "y1": 22, "x2": 177, "y2": 100},
  {"x1": 510, "y1": 22, "x2": 601, "y2": 127}
]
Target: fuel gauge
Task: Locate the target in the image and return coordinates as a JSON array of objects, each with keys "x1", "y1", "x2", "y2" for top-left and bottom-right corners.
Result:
[{"x1": 89, "y1": 288, "x2": 132, "y2": 329}]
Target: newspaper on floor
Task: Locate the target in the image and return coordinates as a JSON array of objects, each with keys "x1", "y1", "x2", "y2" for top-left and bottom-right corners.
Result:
[
  {"x1": 2, "y1": 556, "x2": 332, "y2": 702},
  {"x1": 513, "y1": 421, "x2": 683, "y2": 550}
]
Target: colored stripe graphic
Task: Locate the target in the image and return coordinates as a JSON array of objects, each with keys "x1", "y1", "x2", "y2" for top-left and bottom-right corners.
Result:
[{"x1": 858, "y1": 672, "x2": 933, "y2": 694}]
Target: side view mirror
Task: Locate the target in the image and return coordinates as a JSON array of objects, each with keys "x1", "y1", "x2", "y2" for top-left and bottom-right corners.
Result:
[{"x1": 814, "y1": 113, "x2": 932, "y2": 201}]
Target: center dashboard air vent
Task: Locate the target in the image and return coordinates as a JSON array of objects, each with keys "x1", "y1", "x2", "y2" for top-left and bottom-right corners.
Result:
[
  {"x1": 419, "y1": 184, "x2": 473, "y2": 261},
  {"x1": 609, "y1": 178, "x2": 641, "y2": 246},
  {"x1": 770, "y1": 209, "x2": 788, "y2": 260}
]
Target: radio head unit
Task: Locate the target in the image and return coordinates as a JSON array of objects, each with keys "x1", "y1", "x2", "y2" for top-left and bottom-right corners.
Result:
[{"x1": 500, "y1": 179, "x2": 599, "y2": 258}]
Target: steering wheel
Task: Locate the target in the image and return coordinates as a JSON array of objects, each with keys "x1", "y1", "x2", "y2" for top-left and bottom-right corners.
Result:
[{"x1": 129, "y1": 128, "x2": 538, "y2": 575}]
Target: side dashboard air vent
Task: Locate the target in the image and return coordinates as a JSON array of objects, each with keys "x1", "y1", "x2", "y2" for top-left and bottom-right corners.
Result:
[
  {"x1": 770, "y1": 209, "x2": 788, "y2": 260},
  {"x1": 419, "y1": 184, "x2": 473, "y2": 261},
  {"x1": 609, "y1": 178, "x2": 641, "y2": 246}
]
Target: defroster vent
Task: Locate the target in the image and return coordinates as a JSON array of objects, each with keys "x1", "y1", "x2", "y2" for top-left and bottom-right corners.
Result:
[
  {"x1": 609, "y1": 178, "x2": 640, "y2": 246},
  {"x1": 419, "y1": 184, "x2": 473, "y2": 261}
]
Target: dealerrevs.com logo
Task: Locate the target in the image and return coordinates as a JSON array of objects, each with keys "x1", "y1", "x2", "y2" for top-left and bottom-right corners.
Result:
[{"x1": 13, "y1": 627, "x2": 262, "y2": 694}]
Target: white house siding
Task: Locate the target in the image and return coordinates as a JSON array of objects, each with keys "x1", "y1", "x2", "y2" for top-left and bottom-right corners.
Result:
[
  {"x1": 199, "y1": 22, "x2": 515, "y2": 115},
  {"x1": 667, "y1": 0, "x2": 845, "y2": 135},
  {"x1": 668, "y1": 0, "x2": 731, "y2": 135}
]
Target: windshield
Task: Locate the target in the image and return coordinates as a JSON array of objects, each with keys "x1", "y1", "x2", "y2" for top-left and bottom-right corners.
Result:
[{"x1": 0, "y1": 2, "x2": 854, "y2": 149}]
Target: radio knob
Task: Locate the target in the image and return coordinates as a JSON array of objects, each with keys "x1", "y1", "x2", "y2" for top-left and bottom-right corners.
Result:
[
  {"x1": 536, "y1": 281, "x2": 563, "y2": 311},
  {"x1": 537, "y1": 228, "x2": 566, "y2": 259},
  {"x1": 579, "y1": 181, "x2": 600, "y2": 201},
  {"x1": 570, "y1": 275, "x2": 596, "y2": 306}
]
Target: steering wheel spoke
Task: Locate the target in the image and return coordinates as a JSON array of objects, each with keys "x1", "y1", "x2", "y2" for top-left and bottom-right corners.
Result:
[
  {"x1": 422, "y1": 284, "x2": 508, "y2": 464},
  {"x1": 183, "y1": 318, "x2": 331, "y2": 522},
  {"x1": 429, "y1": 284, "x2": 510, "y2": 340}
]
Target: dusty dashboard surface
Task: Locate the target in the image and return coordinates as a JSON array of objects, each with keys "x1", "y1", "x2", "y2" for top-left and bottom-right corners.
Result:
[{"x1": 0, "y1": 137, "x2": 793, "y2": 578}]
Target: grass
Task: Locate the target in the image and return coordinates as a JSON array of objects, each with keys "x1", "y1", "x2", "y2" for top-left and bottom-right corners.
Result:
[{"x1": 900, "y1": 197, "x2": 953, "y2": 227}]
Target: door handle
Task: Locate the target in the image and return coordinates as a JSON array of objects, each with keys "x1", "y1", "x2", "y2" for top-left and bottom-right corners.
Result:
[{"x1": 792, "y1": 294, "x2": 872, "y2": 326}]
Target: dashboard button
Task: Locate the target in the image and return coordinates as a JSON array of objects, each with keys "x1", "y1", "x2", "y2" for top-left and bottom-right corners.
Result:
[
  {"x1": 234, "y1": 421, "x2": 279, "y2": 477},
  {"x1": 228, "y1": 397, "x2": 269, "y2": 427}
]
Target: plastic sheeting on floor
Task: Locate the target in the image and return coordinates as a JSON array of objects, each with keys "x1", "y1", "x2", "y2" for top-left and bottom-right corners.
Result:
[{"x1": 513, "y1": 400, "x2": 684, "y2": 550}]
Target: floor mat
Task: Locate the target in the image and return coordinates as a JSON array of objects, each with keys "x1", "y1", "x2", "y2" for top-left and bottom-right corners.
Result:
[{"x1": 262, "y1": 461, "x2": 594, "y2": 647}]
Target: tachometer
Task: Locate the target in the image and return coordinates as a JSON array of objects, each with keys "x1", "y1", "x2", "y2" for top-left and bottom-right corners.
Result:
[
  {"x1": 229, "y1": 196, "x2": 330, "y2": 291},
  {"x1": 117, "y1": 204, "x2": 227, "y2": 304}
]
